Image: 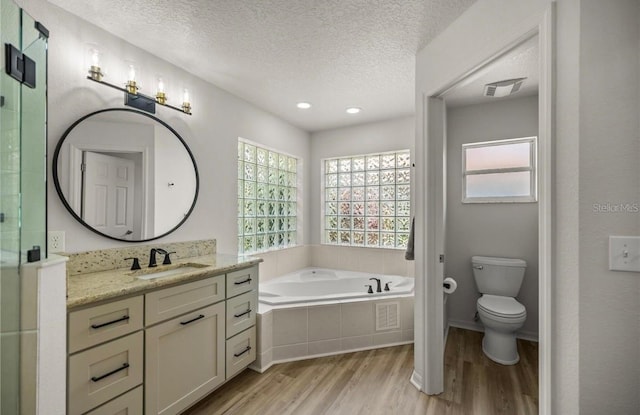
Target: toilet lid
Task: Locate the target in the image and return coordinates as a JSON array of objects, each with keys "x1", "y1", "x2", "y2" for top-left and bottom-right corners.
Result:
[{"x1": 477, "y1": 295, "x2": 526, "y2": 318}]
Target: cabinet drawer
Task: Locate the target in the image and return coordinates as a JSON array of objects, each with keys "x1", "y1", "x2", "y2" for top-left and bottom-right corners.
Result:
[
  {"x1": 226, "y1": 326, "x2": 256, "y2": 379},
  {"x1": 226, "y1": 290, "x2": 257, "y2": 338},
  {"x1": 85, "y1": 385, "x2": 142, "y2": 415},
  {"x1": 226, "y1": 265, "x2": 258, "y2": 298},
  {"x1": 145, "y1": 302, "x2": 225, "y2": 415},
  {"x1": 68, "y1": 332, "x2": 143, "y2": 415},
  {"x1": 145, "y1": 275, "x2": 225, "y2": 326},
  {"x1": 69, "y1": 296, "x2": 143, "y2": 354}
]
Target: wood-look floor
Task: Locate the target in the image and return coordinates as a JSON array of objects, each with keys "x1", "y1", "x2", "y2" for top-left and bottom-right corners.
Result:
[{"x1": 184, "y1": 328, "x2": 538, "y2": 415}]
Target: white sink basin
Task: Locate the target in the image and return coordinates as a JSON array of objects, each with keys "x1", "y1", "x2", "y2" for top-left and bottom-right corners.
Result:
[{"x1": 133, "y1": 263, "x2": 208, "y2": 280}]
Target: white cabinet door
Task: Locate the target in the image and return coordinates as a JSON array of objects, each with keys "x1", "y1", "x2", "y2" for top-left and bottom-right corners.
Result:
[{"x1": 145, "y1": 302, "x2": 225, "y2": 415}]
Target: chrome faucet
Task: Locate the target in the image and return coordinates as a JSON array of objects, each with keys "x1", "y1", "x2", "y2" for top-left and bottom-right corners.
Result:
[
  {"x1": 148, "y1": 248, "x2": 168, "y2": 268},
  {"x1": 369, "y1": 277, "x2": 382, "y2": 293}
]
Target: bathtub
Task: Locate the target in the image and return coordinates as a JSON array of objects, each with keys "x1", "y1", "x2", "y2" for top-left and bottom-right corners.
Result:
[
  {"x1": 259, "y1": 267, "x2": 414, "y2": 305},
  {"x1": 253, "y1": 267, "x2": 415, "y2": 372}
]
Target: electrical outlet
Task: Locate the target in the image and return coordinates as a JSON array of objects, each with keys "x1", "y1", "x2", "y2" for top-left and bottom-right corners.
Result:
[{"x1": 48, "y1": 231, "x2": 65, "y2": 253}]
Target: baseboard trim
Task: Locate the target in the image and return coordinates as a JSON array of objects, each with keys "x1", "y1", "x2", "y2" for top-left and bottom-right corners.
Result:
[
  {"x1": 253, "y1": 340, "x2": 414, "y2": 373},
  {"x1": 447, "y1": 319, "x2": 539, "y2": 342},
  {"x1": 410, "y1": 370, "x2": 423, "y2": 391}
]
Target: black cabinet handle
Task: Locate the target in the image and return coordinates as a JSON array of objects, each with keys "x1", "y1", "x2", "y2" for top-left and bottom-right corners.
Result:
[
  {"x1": 91, "y1": 315, "x2": 130, "y2": 329},
  {"x1": 233, "y1": 346, "x2": 252, "y2": 357},
  {"x1": 234, "y1": 277, "x2": 252, "y2": 285},
  {"x1": 234, "y1": 309, "x2": 252, "y2": 318},
  {"x1": 180, "y1": 314, "x2": 205, "y2": 325},
  {"x1": 91, "y1": 363, "x2": 129, "y2": 382}
]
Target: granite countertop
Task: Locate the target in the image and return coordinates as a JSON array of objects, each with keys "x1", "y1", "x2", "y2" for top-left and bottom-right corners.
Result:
[{"x1": 67, "y1": 253, "x2": 262, "y2": 309}]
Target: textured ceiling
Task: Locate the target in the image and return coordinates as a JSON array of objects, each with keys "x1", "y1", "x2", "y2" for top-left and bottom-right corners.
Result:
[
  {"x1": 444, "y1": 36, "x2": 539, "y2": 108},
  {"x1": 49, "y1": 0, "x2": 477, "y2": 132}
]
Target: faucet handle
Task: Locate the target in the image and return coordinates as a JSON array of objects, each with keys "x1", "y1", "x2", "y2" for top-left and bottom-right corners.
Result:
[
  {"x1": 124, "y1": 257, "x2": 141, "y2": 271},
  {"x1": 365, "y1": 285, "x2": 374, "y2": 294},
  {"x1": 384, "y1": 282, "x2": 391, "y2": 291},
  {"x1": 162, "y1": 251, "x2": 176, "y2": 265}
]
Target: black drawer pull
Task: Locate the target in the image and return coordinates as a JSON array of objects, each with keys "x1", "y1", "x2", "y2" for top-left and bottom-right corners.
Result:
[
  {"x1": 91, "y1": 363, "x2": 129, "y2": 382},
  {"x1": 234, "y1": 277, "x2": 252, "y2": 285},
  {"x1": 180, "y1": 314, "x2": 205, "y2": 325},
  {"x1": 234, "y1": 346, "x2": 252, "y2": 357},
  {"x1": 234, "y1": 309, "x2": 252, "y2": 318},
  {"x1": 91, "y1": 315, "x2": 130, "y2": 329}
]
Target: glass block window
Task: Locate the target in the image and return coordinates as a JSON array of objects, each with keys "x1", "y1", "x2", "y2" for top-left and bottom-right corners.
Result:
[
  {"x1": 238, "y1": 140, "x2": 298, "y2": 254},
  {"x1": 323, "y1": 150, "x2": 411, "y2": 249},
  {"x1": 462, "y1": 137, "x2": 537, "y2": 203}
]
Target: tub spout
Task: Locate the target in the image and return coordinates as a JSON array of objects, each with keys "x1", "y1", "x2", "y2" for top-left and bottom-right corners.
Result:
[{"x1": 369, "y1": 277, "x2": 382, "y2": 293}]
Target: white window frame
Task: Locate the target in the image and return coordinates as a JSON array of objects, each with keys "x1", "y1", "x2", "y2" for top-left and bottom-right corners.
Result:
[{"x1": 462, "y1": 136, "x2": 537, "y2": 203}]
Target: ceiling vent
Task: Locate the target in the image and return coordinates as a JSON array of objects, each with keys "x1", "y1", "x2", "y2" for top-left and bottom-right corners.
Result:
[{"x1": 483, "y1": 78, "x2": 527, "y2": 97}]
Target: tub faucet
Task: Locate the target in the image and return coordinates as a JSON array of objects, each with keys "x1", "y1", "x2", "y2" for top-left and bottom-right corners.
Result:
[
  {"x1": 149, "y1": 248, "x2": 168, "y2": 268},
  {"x1": 369, "y1": 277, "x2": 382, "y2": 293}
]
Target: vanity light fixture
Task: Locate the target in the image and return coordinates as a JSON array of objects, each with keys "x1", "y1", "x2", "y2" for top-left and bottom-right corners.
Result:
[
  {"x1": 156, "y1": 78, "x2": 167, "y2": 105},
  {"x1": 346, "y1": 107, "x2": 361, "y2": 114},
  {"x1": 181, "y1": 89, "x2": 192, "y2": 115},
  {"x1": 125, "y1": 64, "x2": 138, "y2": 94},
  {"x1": 84, "y1": 49, "x2": 192, "y2": 115},
  {"x1": 87, "y1": 47, "x2": 103, "y2": 81},
  {"x1": 296, "y1": 102, "x2": 312, "y2": 109}
]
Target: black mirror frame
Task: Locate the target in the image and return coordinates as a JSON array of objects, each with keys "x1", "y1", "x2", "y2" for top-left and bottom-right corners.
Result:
[{"x1": 52, "y1": 108, "x2": 199, "y2": 243}]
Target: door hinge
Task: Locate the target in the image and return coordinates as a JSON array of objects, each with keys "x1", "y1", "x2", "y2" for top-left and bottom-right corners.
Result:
[
  {"x1": 80, "y1": 162, "x2": 86, "y2": 172},
  {"x1": 439, "y1": 254, "x2": 444, "y2": 263},
  {"x1": 5, "y1": 43, "x2": 36, "y2": 88}
]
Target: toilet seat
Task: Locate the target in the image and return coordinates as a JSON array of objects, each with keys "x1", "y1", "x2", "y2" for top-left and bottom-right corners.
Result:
[{"x1": 477, "y1": 295, "x2": 526, "y2": 319}]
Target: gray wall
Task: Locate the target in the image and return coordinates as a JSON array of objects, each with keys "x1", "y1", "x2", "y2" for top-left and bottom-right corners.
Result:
[
  {"x1": 578, "y1": 0, "x2": 640, "y2": 412},
  {"x1": 445, "y1": 95, "x2": 539, "y2": 338}
]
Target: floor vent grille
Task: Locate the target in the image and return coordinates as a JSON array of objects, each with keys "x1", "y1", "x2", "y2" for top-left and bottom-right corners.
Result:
[{"x1": 376, "y1": 302, "x2": 400, "y2": 331}]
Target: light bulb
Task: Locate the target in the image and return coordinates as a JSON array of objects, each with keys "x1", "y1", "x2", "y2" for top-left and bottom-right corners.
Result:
[
  {"x1": 156, "y1": 78, "x2": 167, "y2": 105},
  {"x1": 91, "y1": 50, "x2": 100, "y2": 66},
  {"x1": 128, "y1": 65, "x2": 136, "y2": 81},
  {"x1": 181, "y1": 89, "x2": 192, "y2": 114},
  {"x1": 86, "y1": 45, "x2": 103, "y2": 81}
]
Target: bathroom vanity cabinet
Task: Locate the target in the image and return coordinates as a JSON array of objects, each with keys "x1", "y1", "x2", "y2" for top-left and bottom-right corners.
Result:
[{"x1": 67, "y1": 264, "x2": 259, "y2": 415}]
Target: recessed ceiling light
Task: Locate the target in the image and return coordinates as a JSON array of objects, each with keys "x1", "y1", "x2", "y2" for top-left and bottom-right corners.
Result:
[
  {"x1": 346, "y1": 107, "x2": 361, "y2": 114},
  {"x1": 296, "y1": 102, "x2": 312, "y2": 109}
]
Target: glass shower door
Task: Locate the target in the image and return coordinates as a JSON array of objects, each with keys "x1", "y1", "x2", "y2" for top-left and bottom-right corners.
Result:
[{"x1": 0, "y1": 0, "x2": 48, "y2": 413}]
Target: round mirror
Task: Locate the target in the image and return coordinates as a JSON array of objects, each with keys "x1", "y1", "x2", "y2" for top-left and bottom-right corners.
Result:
[{"x1": 53, "y1": 108, "x2": 199, "y2": 242}]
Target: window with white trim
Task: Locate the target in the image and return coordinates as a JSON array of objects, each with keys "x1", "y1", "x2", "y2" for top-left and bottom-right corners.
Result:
[
  {"x1": 238, "y1": 140, "x2": 299, "y2": 254},
  {"x1": 323, "y1": 150, "x2": 411, "y2": 249},
  {"x1": 462, "y1": 137, "x2": 537, "y2": 203}
]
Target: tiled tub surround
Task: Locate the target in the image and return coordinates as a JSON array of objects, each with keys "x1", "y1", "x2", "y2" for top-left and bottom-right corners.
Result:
[
  {"x1": 258, "y1": 244, "x2": 415, "y2": 283},
  {"x1": 253, "y1": 295, "x2": 414, "y2": 372},
  {"x1": 259, "y1": 267, "x2": 414, "y2": 305}
]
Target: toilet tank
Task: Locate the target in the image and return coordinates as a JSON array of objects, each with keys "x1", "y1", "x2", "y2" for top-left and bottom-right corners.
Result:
[{"x1": 471, "y1": 256, "x2": 527, "y2": 297}]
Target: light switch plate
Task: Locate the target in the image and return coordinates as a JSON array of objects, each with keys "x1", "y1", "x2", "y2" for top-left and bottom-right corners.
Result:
[{"x1": 609, "y1": 236, "x2": 640, "y2": 272}]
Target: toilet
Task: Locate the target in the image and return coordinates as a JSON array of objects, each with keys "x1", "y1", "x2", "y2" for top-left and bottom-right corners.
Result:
[{"x1": 471, "y1": 256, "x2": 527, "y2": 365}]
